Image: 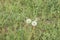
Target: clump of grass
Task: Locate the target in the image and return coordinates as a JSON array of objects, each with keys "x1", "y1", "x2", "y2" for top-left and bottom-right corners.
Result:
[{"x1": 0, "y1": 0, "x2": 60, "y2": 40}]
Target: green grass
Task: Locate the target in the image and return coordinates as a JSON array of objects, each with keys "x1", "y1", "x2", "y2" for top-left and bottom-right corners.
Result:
[{"x1": 0, "y1": 0, "x2": 60, "y2": 40}]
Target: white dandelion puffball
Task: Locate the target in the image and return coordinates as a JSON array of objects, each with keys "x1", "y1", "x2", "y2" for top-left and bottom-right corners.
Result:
[
  {"x1": 32, "y1": 21, "x2": 37, "y2": 26},
  {"x1": 26, "y1": 18, "x2": 32, "y2": 24}
]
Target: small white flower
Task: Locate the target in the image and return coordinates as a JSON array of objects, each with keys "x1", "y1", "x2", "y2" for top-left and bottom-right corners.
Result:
[
  {"x1": 26, "y1": 18, "x2": 32, "y2": 24},
  {"x1": 31, "y1": 21, "x2": 37, "y2": 26}
]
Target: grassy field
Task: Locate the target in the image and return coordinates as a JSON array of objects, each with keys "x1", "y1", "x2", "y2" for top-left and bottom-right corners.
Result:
[{"x1": 0, "y1": 0, "x2": 60, "y2": 40}]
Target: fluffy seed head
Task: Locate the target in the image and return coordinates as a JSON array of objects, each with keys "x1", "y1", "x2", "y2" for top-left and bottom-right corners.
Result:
[
  {"x1": 32, "y1": 21, "x2": 37, "y2": 26},
  {"x1": 26, "y1": 18, "x2": 31, "y2": 24}
]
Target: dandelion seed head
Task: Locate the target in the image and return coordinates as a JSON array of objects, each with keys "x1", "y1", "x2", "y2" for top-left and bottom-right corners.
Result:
[
  {"x1": 26, "y1": 18, "x2": 31, "y2": 24},
  {"x1": 32, "y1": 21, "x2": 37, "y2": 26}
]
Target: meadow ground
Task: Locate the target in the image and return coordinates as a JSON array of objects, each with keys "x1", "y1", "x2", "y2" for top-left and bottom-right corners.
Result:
[{"x1": 0, "y1": 0, "x2": 60, "y2": 40}]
